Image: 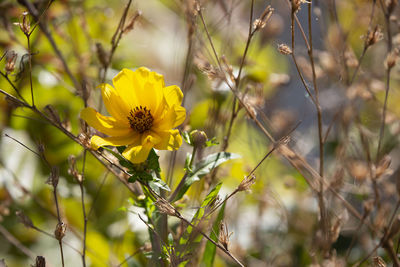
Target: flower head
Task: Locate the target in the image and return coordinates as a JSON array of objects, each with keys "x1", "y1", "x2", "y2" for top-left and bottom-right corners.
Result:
[{"x1": 81, "y1": 67, "x2": 186, "y2": 163}]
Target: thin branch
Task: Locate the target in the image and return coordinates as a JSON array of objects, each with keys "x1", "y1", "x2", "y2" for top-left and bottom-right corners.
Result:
[
  {"x1": 307, "y1": 2, "x2": 329, "y2": 250},
  {"x1": 196, "y1": 1, "x2": 372, "y2": 233},
  {"x1": 0, "y1": 224, "x2": 35, "y2": 260},
  {"x1": 19, "y1": 0, "x2": 81, "y2": 91},
  {"x1": 80, "y1": 150, "x2": 88, "y2": 267}
]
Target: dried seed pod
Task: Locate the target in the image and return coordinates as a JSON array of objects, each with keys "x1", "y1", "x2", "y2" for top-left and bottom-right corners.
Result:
[
  {"x1": 364, "y1": 26, "x2": 383, "y2": 47},
  {"x1": 5, "y1": 51, "x2": 17, "y2": 74},
  {"x1": 18, "y1": 11, "x2": 31, "y2": 35},
  {"x1": 373, "y1": 256, "x2": 387, "y2": 267},
  {"x1": 375, "y1": 155, "x2": 391, "y2": 179},
  {"x1": 123, "y1": 11, "x2": 141, "y2": 34},
  {"x1": 54, "y1": 222, "x2": 67, "y2": 241},
  {"x1": 68, "y1": 155, "x2": 82, "y2": 183},
  {"x1": 238, "y1": 174, "x2": 256, "y2": 192},
  {"x1": 34, "y1": 256, "x2": 45, "y2": 267},
  {"x1": 385, "y1": 49, "x2": 399, "y2": 69},
  {"x1": 155, "y1": 198, "x2": 179, "y2": 217},
  {"x1": 292, "y1": 0, "x2": 310, "y2": 13},
  {"x1": 253, "y1": 6, "x2": 273, "y2": 31},
  {"x1": 218, "y1": 222, "x2": 233, "y2": 250},
  {"x1": 278, "y1": 44, "x2": 292, "y2": 55},
  {"x1": 46, "y1": 166, "x2": 60, "y2": 188}
]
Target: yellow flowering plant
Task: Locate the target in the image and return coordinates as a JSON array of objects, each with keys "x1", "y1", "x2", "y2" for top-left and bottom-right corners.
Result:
[
  {"x1": 80, "y1": 66, "x2": 240, "y2": 265},
  {"x1": 81, "y1": 67, "x2": 186, "y2": 164}
]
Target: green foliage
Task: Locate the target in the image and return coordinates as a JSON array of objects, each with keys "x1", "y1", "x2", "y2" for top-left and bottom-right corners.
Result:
[
  {"x1": 172, "y1": 152, "x2": 240, "y2": 202},
  {"x1": 201, "y1": 202, "x2": 226, "y2": 267},
  {"x1": 177, "y1": 183, "x2": 223, "y2": 265}
]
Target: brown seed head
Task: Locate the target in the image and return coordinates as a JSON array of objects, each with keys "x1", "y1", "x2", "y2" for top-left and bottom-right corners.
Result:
[
  {"x1": 123, "y1": 11, "x2": 141, "y2": 34},
  {"x1": 68, "y1": 155, "x2": 83, "y2": 183},
  {"x1": 194, "y1": 54, "x2": 222, "y2": 81},
  {"x1": 155, "y1": 198, "x2": 179, "y2": 217},
  {"x1": 373, "y1": 256, "x2": 387, "y2": 267},
  {"x1": 46, "y1": 166, "x2": 60, "y2": 188},
  {"x1": 238, "y1": 174, "x2": 256, "y2": 192},
  {"x1": 385, "y1": 49, "x2": 399, "y2": 69},
  {"x1": 19, "y1": 11, "x2": 31, "y2": 35},
  {"x1": 34, "y1": 256, "x2": 46, "y2": 267},
  {"x1": 292, "y1": 0, "x2": 309, "y2": 13},
  {"x1": 365, "y1": 26, "x2": 383, "y2": 47},
  {"x1": 253, "y1": 6, "x2": 273, "y2": 31},
  {"x1": 278, "y1": 44, "x2": 292, "y2": 55},
  {"x1": 128, "y1": 106, "x2": 154, "y2": 133},
  {"x1": 218, "y1": 222, "x2": 233, "y2": 250},
  {"x1": 5, "y1": 51, "x2": 17, "y2": 74},
  {"x1": 54, "y1": 222, "x2": 67, "y2": 241}
]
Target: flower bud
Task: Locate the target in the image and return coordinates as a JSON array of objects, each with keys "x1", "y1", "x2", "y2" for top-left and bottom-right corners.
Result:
[{"x1": 190, "y1": 130, "x2": 207, "y2": 147}]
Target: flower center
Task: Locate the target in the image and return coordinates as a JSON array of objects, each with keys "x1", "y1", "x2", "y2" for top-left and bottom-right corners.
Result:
[{"x1": 128, "y1": 106, "x2": 154, "y2": 133}]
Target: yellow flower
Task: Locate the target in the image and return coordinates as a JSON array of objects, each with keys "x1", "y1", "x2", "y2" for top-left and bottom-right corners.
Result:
[{"x1": 81, "y1": 67, "x2": 186, "y2": 163}]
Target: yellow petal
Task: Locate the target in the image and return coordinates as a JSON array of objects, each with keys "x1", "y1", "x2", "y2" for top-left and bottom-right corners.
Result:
[
  {"x1": 153, "y1": 105, "x2": 186, "y2": 131},
  {"x1": 141, "y1": 131, "x2": 162, "y2": 146},
  {"x1": 112, "y1": 69, "x2": 140, "y2": 109},
  {"x1": 152, "y1": 107, "x2": 176, "y2": 131},
  {"x1": 81, "y1": 107, "x2": 131, "y2": 136},
  {"x1": 154, "y1": 129, "x2": 182, "y2": 150},
  {"x1": 163, "y1": 85, "x2": 183, "y2": 107},
  {"x1": 99, "y1": 83, "x2": 130, "y2": 122},
  {"x1": 173, "y1": 105, "x2": 186, "y2": 128},
  {"x1": 121, "y1": 131, "x2": 163, "y2": 163},
  {"x1": 122, "y1": 142, "x2": 153, "y2": 163},
  {"x1": 90, "y1": 134, "x2": 140, "y2": 150},
  {"x1": 112, "y1": 68, "x2": 164, "y2": 117}
]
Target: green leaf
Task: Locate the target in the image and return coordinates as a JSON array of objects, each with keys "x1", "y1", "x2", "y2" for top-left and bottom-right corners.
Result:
[
  {"x1": 205, "y1": 137, "x2": 219, "y2": 147},
  {"x1": 116, "y1": 146, "x2": 127, "y2": 154},
  {"x1": 201, "y1": 202, "x2": 226, "y2": 267},
  {"x1": 182, "y1": 131, "x2": 192, "y2": 146},
  {"x1": 184, "y1": 152, "x2": 192, "y2": 172},
  {"x1": 147, "y1": 149, "x2": 160, "y2": 172},
  {"x1": 172, "y1": 152, "x2": 240, "y2": 202},
  {"x1": 177, "y1": 183, "x2": 222, "y2": 254},
  {"x1": 149, "y1": 177, "x2": 171, "y2": 192},
  {"x1": 130, "y1": 170, "x2": 153, "y2": 182},
  {"x1": 127, "y1": 176, "x2": 137, "y2": 183}
]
